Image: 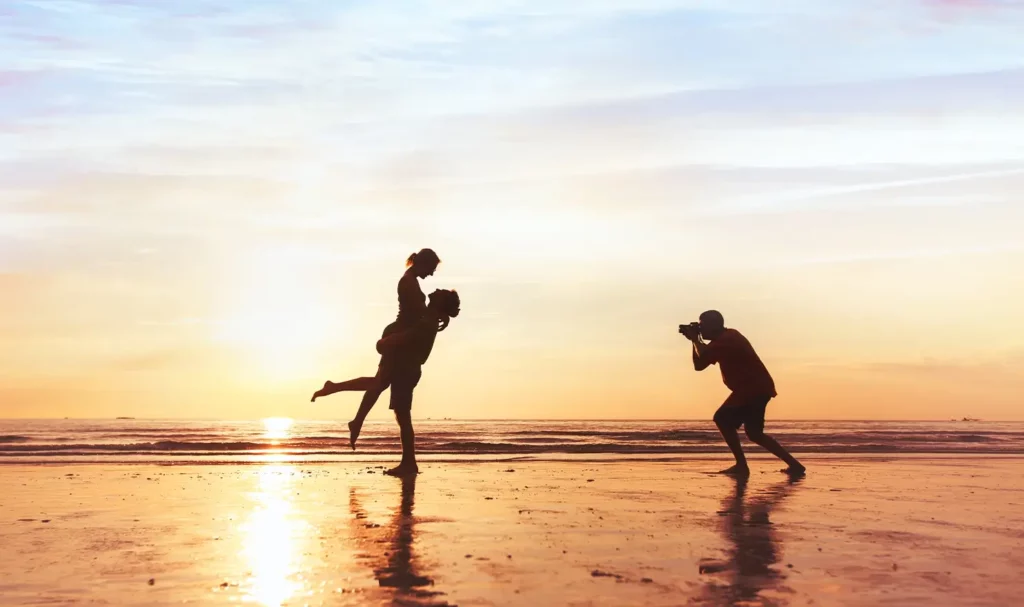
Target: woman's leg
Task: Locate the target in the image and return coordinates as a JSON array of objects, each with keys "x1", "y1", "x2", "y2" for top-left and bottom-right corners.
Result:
[
  {"x1": 311, "y1": 377, "x2": 378, "y2": 402},
  {"x1": 346, "y1": 383, "x2": 386, "y2": 450},
  {"x1": 346, "y1": 356, "x2": 396, "y2": 449},
  {"x1": 313, "y1": 321, "x2": 398, "y2": 404}
]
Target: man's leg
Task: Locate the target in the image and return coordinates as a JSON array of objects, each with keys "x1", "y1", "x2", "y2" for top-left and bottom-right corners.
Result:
[
  {"x1": 384, "y1": 410, "x2": 417, "y2": 476},
  {"x1": 395, "y1": 410, "x2": 417, "y2": 470},
  {"x1": 743, "y1": 399, "x2": 805, "y2": 474},
  {"x1": 713, "y1": 402, "x2": 749, "y2": 475},
  {"x1": 384, "y1": 367, "x2": 420, "y2": 477}
]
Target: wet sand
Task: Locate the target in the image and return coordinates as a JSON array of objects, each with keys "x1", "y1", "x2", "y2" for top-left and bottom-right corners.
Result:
[{"x1": 1, "y1": 457, "x2": 1022, "y2": 606}]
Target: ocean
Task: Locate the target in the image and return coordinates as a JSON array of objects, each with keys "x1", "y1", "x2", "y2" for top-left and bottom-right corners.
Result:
[{"x1": 1, "y1": 419, "x2": 1022, "y2": 464}]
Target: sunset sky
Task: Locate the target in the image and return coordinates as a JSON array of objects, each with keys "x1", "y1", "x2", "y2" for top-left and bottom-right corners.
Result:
[{"x1": 2, "y1": 0, "x2": 1023, "y2": 420}]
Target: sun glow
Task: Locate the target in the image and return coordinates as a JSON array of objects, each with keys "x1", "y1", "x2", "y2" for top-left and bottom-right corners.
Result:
[
  {"x1": 213, "y1": 249, "x2": 338, "y2": 379},
  {"x1": 262, "y1": 417, "x2": 293, "y2": 440}
]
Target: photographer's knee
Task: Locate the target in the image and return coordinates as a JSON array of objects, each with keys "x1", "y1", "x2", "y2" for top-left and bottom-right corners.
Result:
[
  {"x1": 713, "y1": 409, "x2": 728, "y2": 427},
  {"x1": 744, "y1": 426, "x2": 765, "y2": 442}
]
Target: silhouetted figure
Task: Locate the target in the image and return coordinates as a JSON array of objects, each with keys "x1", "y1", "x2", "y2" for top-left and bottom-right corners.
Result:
[
  {"x1": 697, "y1": 475, "x2": 801, "y2": 605},
  {"x1": 683, "y1": 310, "x2": 805, "y2": 476},
  {"x1": 316, "y1": 289, "x2": 461, "y2": 477},
  {"x1": 311, "y1": 249, "x2": 441, "y2": 449},
  {"x1": 348, "y1": 475, "x2": 452, "y2": 606},
  {"x1": 379, "y1": 289, "x2": 460, "y2": 476}
]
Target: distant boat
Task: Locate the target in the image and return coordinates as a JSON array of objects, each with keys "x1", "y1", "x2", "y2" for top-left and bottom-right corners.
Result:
[
  {"x1": 960, "y1": 417, "x2": 980, "y2": 422},
  {"x1": 115, "y1": 417, "x2": 136, "y2": 420}
]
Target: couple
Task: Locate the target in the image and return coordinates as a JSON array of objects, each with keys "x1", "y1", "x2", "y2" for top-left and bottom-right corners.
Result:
[{"x1": 311, "y1": 248, "x2": 459, "y2": 478}]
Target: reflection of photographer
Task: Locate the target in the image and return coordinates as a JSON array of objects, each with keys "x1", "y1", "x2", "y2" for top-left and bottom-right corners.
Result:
[{"x1": 682, "y1": 310, "x2": 805, "y2": 476}]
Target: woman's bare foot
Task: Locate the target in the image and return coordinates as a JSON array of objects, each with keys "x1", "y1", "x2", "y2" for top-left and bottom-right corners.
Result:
[
  {"x1": 347, "y1": 420, "x2": 361, "y2": 451},
  {"x1": 717, "y1": 464, "x2": 751, "y2": 476},
  {"x1": 781, "y1": 464, "x2": 807, "y2": 477},
  {"x1": 384, "y1": 463, "x2": 418, "y2": 477},
  {"x1": 311, "y1": 381, "x2": 333, "y2": 402}
]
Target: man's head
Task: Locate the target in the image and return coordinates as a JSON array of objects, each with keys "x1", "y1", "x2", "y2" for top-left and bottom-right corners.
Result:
[
  {"x1": 698, "y1": 310, "x2": 726, "y2": 340},
  {"x1": 429, "y1": 289, "x2": 461, "y2": 331}
]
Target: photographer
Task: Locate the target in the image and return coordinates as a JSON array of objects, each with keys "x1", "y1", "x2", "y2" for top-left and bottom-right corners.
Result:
[{"x1": 682, "y1": 310, "x2": 805, "y2": 477}]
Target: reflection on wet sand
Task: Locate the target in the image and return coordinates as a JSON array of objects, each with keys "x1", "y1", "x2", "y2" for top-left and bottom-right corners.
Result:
[
  {"x1": 349, "y1": 475, "x2": 451, "y2": 606},
  {"x1": 240, "y1": 464, "x2": 308, "y2": 606},
  {"x1": 697, "y1": 476, "x2": 803, "y2": 606}
]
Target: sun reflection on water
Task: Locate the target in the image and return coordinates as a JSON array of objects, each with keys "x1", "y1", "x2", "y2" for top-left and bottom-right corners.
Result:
[
  {"x1": 262, "y1": 417, "x2": 293, "y2": 441},
  {"x1": 240, "y1": 464, "x2": 306, "y2": 606}
]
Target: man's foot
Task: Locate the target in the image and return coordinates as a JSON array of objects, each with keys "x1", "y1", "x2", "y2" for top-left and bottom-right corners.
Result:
[
  {"x1": 781, "y1": 464, "x2": 807, "y2": 477},
  {"x1": 377, "y1": 572, "x2": 433, "y2": 588},
  {"x1": 311, "y1": 381, "x2": 333, "y2": 402},
  {"x1": 347, "y1": 420, "x2": 361, "y2": 451},
  {"x1": 717, "y1": 464, "x2": 751, "y2": 477},
  {"x1": 384, "y1": 464, "x2": 419, "y2": 477}
]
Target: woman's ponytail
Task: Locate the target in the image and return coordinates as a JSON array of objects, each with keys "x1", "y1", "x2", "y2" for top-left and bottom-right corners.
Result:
[{"x1": 407, "y1": 248, "x2": 440, "y2": 269}]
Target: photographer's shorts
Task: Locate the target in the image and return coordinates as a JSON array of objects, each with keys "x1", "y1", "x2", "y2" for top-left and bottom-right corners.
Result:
[{"x1": 714, "y1": 393, "x2": 772, "y2": 434}]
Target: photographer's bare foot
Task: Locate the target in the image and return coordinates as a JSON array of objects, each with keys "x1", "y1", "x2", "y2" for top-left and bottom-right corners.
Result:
[
  {"x1": 718, "y1": 464, "x2": 750, "y2": 477},
  {"x1": 311, "y1": 381, "x2": 333, "y2": 402},
  {"x1": 781, "y1": 464, "x2": 806, "y2": 477},
  {"x1": 347, "y1": 420, "x2": 361, "y2": 451}
]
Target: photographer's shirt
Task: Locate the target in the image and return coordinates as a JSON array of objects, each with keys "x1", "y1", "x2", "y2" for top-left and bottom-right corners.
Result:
[{"x1": 703, "y1": 329, "x2": 777, "y2": 398}]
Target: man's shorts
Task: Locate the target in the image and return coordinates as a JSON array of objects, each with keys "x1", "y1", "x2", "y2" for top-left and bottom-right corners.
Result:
[
  {"x1": 714, "y1": 393, "x2": 773, "y2": 434},
  {"x1": 388, "y1": 364, "x2": 422, "y2": 413}
]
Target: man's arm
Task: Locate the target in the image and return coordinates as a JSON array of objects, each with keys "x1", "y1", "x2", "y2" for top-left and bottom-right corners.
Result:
[{"x1": 376, "y1": 317, "x2": 435, "y2": 353}]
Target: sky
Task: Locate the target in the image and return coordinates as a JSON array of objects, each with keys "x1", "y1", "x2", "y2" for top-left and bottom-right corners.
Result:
[{"x1": 2, "y1": 0, "x2": 1023, "y2": 420}]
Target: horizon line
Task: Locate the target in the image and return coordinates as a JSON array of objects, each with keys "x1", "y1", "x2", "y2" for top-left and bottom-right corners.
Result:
[{"x1": 0, "y1": 417, "x2": 1012, "y2": 423}]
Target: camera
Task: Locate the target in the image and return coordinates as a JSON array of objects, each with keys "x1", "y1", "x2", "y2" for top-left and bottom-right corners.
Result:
[{"x1": 678, "y1": 321, "x2": 700, "y2": 339}]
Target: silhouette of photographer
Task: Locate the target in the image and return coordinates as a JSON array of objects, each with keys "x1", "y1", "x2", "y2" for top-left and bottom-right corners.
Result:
[{"x1": 682, "y1": 310, "x2": 805, "y2": 476}]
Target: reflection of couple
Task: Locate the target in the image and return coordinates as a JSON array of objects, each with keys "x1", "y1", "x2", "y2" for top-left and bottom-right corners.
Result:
[
  {"x1": 698, "y1": 476, "x2": 802, "y2": 606},
  {"x1": 312, "y1": 248, "x2": 459, "y2": 477},
  {"x1": 348, "y1": 474, "x2": 451, "y2": 606}
]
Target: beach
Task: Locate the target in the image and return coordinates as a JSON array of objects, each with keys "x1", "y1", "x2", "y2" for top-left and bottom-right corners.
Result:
[{"x1": 2, "y1": 456, "x2": 1022, "y2": 606}]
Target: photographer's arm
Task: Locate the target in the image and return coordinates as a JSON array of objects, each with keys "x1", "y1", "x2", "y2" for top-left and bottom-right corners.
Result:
[{"x1": 691, "y1": 338, "x2": 713, "y2": 371}]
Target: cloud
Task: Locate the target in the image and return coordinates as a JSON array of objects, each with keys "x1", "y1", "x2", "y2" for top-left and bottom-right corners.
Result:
[
  {"x1": 703, "y1": 165, "x2": 1024, "y2": 215},
  {"x1": 3, "y1": 0, "x2": 1024, "y2": 418}
]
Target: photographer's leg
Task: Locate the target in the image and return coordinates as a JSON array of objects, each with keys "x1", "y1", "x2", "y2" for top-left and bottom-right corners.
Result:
[
  {"x1": 713, "y1": 403, "x2": 749, "y2": 475},
  {"x1": 743, "y1": 399, "x2": 805, "y2": 475},
  {"x1": 746, "y1": 431, "x2": 805, "y2": 475}
]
